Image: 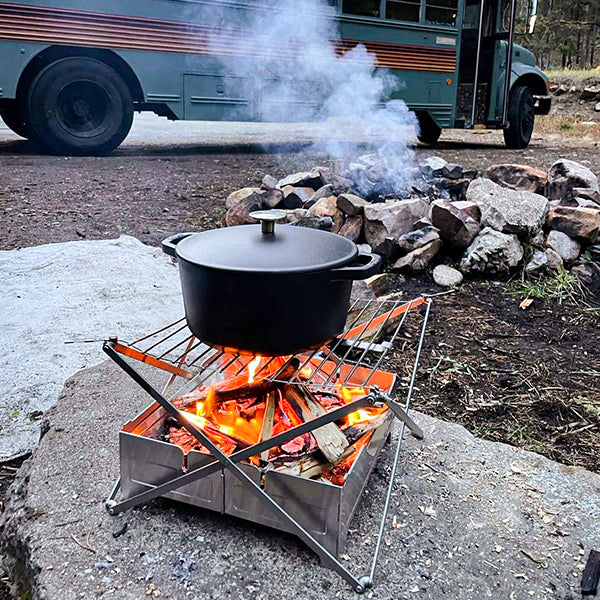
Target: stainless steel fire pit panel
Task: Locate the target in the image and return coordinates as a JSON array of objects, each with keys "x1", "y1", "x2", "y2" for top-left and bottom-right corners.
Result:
[
  {"x1": 120, "y1": 432, "x2": 184, "y2": 499},
  {"x1": 120, "y1": 431, "x2": 223, "y2": 512},
  {"x1": 338, "y1": 416, "x2": 393, "y2": 553},
  {"x1": 264, "y1": 470, "x2": 343, "y2": 556},
  {"x1": 184, "y1": 451, "x2": 224, "y2": 512}
]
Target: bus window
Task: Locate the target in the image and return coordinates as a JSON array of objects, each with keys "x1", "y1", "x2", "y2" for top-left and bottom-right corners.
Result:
[
  {"x1": 425, "y1": 0, "x2": 458, "y2": 25},
  {"x1": 342, "y1": 0, "x2": 380, "y2": 17},
  {"x1": 386, "y1": 0, "x2": 420, "y2": 22}
]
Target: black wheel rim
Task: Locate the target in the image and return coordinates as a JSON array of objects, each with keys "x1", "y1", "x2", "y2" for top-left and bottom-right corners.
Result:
[{"x1": 55, "y1": 81, "x2": 111, "y2": 138}]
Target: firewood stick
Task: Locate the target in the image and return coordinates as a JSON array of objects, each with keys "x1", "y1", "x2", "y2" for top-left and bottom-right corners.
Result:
[
  {"x1": 343, "y1": 410, "x2": 392, "y2": 444},
  {"x1": 259, "y1": 393, "x2": 276, "y2": 463},
  {"x1": 174, "y1": 358, "x2": 300, "y2": 410},
  {"x1": 284, "y1": 385, "x2": 349, "y2": 464}
]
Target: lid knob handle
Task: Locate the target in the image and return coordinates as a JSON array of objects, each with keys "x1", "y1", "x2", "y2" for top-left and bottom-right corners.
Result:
[{"x1": 249, "y1": 209, "x2": 287, "y2": 235}]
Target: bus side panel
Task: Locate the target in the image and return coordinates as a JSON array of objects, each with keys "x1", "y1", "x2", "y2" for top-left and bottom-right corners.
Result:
[
  {"x1": 337, "y1": 19, "x2": 458, "y2": 129},
  {"x1": 0, "y1": 41, "x2": 47, "y2": 99}
]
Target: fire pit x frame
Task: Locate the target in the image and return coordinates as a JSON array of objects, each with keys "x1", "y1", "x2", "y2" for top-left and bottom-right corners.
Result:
[{"x1": 103, "y1": 299, "x2": 431, "y2": 593}]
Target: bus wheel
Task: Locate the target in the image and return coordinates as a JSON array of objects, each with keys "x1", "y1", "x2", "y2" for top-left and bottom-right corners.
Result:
[
  {"x1": 503, "y1": 85, "x2": 534, "y2": 149},
  {"x1": 27, "y1": 57, "x2": 133, "y2": 156},
  {"x1": 416, "y1": 112, "x2": 442, "y2": 145},
  {"x1": 0, "y1": 100, "x2": 35, "y2": 140}
]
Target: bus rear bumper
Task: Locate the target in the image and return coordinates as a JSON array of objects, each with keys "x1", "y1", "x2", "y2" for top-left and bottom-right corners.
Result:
[{"x1": 534, "y1": 96, "x2": 551, "y2": 115}]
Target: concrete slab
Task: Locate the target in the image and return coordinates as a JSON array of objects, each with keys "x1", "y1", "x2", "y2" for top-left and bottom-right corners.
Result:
[
  {"x1": 2, "y1": 360, "x2": 599, "y2": 600},
  {"x1": 0, "y1": 236, "x2": 182, "y2": 461}
]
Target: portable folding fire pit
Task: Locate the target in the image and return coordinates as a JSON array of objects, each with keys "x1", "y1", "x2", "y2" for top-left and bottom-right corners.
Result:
[{"x1": 103, "y1": 295, "x2": 432, "y2": 593}]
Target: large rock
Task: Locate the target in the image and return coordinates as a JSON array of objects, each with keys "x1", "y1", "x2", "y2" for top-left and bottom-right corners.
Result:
[
  {"x1": 0, "y1": 237, "x2": 183, "y2": 461},
  {"x1": 546, "y1": 206, "x2": 600, "y2": 243},
  {"x1": 225, "y1": 187, "x2": 261, "y2": 210},
  {"x1": 524, "y1": 249, "x2": 548, "y2": 273},
  {"x1": 546, "y1": 230, "x2": 581, "y2": 262},
  {"x1": 278, "y1": 169, "x2": 324, "y2": 190},
  {"x1": 337, "y1": 215, "x2": 363, "y2": 242},
  {"x1": 460, "y1": 228, "x2": 523, "y2": 274},
  {"x1": 430, "y1": 200, "x2": 480, "y2": 248},
  {"x1": 396, "y1": 226, "x2": 440, "y2": 254},
  {"x1": 466, "y1": 178, "x2": 548, "y2": 238},
  {"x1": 432, "y1": 264, "x2": 463, "y2": 288},
  {"x1": 5, "y1": 362, "x2": 600, "y2": 600},
  {"x1": 336, "y1": 193, "x2": 369, "y2": 216},
  {"x1": 484, "y1": 164, "x2": 547, "y2": 195},
  {"x1": 420, "y1": 156, "x2": 448, "y2": 178},
  {"x1": 281, "y1": 186, "x2": 315, "y2": 209},
  {"x1": 546, "y1": 159, "x2": 600, "y2": 201},
  {"x1": 224, "y1": 195, "x2": 262, "y2": 226},
  {"x1": 307, "y1": 196, "x2": 344, "y2": 232},
  {"x1": 363, "y1": 199, "x2": 429, "y2": 253},
  {"x1": 391, "y1": 239, "x2": 441, "y2": 272}
]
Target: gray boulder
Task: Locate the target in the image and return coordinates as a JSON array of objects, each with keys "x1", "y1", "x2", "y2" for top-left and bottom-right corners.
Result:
[
  {"x1": 524, "y1": 250, "x2": 548, "y2": 273},
  {"x1": 364, "y1": 199, "x2": 429, "y2": 253},
  {"x1": 430, "y1": 199, "x2": 480, "y2": 248},
  {"x1": 391, "y1": 239, "x2": 442, "y2": 273},
  {"x1": 460, "y1": 227, "x2": 523, "y2": 274},
  {"x1": 546, "y1": 159, "x2": 599, "y2": 201},
  {"x1": 432, "y1": 264, "x2": 464, "y2": 288},
  {"x1": 466, "y1": 178, "x2": 548, "y2": 238},
  {"x1": 420, "y1": 156, "x2": 448, "y2": 178},
  {"x1": 278, "y1": 169, "x2": 324, "y2": 190},
  {"x1": 396, "y1": 226, "x2": 440, "y2": 254},
  {"x1": 546, "y1": 230, "x2": 581, "y2": 262},
  {"x1": 546, "y1": 206, "x2": 600, "y2": 243},
  {"x1": 545, "y1": 247, "x2": 564, "y2": 270},
  {"x1": 483, "y1": 164, "x2": 547, "y2": 195}
]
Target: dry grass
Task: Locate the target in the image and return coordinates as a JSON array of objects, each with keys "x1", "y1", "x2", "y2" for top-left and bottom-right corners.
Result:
[
  {"x1": 544, "y1": 67, "x2": 600, "y2": 83},
  {"x1": 534, "y1": 114, "x2": 600, "y2": 137}
]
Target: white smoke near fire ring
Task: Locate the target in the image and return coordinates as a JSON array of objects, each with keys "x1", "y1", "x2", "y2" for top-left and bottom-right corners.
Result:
[{"x1": 200, "y1": 0, "x2": 420, "y2": 193}]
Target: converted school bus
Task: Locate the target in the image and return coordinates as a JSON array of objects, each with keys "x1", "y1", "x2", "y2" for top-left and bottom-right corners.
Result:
[{"x1": 0, "y1": 0, "x2": 550, "y2": 155}]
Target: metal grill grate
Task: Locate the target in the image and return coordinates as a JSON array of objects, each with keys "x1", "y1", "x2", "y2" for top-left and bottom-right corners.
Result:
[{"x1": 109, "y1": 295, "x2": 429, "y2": 394}]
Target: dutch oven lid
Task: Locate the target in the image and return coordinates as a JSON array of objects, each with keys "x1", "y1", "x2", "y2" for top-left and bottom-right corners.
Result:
[{"x1": 174, "y1": 210, "x2": 358, "y2": 274}]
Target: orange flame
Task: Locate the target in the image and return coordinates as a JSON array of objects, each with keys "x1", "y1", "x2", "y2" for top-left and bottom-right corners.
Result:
[{"x1": 247, "y1": 355, "x2": 262, "y2": 384}]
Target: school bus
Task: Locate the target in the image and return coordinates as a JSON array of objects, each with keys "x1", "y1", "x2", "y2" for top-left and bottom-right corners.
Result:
[{"x1": 0, "y1": 0, "x2": 550, "y2": 155}]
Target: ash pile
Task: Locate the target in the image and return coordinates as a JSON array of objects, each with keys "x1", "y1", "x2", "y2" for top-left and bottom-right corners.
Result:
[{"x1": 224, "y1": 156, "x2": 600, "y2": 288}]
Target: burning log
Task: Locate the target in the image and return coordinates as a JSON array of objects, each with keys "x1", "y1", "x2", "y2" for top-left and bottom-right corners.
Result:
[
  {"x1": 259, "y1": 392, "x2": 276, "y2": 463},
  {"x1": 284, "y1": 385, "x2": 349, "y2": 463},
  {"x1": 343, "y1": 409, "x2": 391, "y2": 444},
  {"x1": 174, "y1": 358, "x2": 300, "y2": 411}
]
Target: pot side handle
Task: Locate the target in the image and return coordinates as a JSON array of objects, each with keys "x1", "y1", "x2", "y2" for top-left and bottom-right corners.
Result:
[
  {"x1": 330, "y1": 252, "x2": 381, "y2": 281},
  {"x1": 162, "y1": 233, "x2": 195, "y2": 257}
]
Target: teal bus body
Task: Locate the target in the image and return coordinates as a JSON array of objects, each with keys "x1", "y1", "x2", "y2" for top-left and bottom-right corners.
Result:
[{"x1": 0, "y1": 0, "x2": 550, "y2": 153}]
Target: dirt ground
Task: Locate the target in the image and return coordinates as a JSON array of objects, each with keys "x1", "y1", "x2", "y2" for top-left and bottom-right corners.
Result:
[{"x1": 0, "y1": 120, "x2": 599, "y2": 597}]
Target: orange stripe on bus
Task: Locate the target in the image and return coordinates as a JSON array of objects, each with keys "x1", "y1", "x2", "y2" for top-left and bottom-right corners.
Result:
[{"x1": 0, "y1": 2, "x2": 456, "y2": 73}]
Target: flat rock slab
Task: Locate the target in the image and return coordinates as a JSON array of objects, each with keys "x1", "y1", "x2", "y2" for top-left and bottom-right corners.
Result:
[
  {"x1": 3, "y1": 361, "x2": 600, "y2": 600},
  {"x1": 0, "y1": 236, "x2": 182, "y2": 461}
]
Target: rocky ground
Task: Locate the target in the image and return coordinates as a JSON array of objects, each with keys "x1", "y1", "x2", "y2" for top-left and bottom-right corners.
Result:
[{"x1": 2, "y1": 360, "x2": 599, "y2": 600}]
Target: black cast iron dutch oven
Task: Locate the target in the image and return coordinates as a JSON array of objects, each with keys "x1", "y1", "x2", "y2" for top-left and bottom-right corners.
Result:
[{"x1": 162, "y1": 210, "x2": 381, "y2": 356}]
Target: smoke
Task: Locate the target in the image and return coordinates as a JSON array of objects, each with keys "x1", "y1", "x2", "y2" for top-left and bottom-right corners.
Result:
[{"x1": 202, "y1": 0, "x2": 420, "y2": 195}]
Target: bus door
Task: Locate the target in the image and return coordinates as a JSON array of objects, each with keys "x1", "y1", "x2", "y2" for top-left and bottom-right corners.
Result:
[{"x1": 455, "y1": 0, "x2": 514, "y2": 127}]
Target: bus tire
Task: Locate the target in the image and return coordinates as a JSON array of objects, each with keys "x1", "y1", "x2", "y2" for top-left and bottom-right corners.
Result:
[
  {"x1": 0, "y1": 100, "x2": 35, "y2": 140},
  {"x1": 27, "y1": 57, "x2": 133, "y2": 156},
  {"x1": 416, "y1": 112, "x2": 442, "y2": 145},
  {"x1": 503, "y1": 85, "x2": 534, "y2": 149}
]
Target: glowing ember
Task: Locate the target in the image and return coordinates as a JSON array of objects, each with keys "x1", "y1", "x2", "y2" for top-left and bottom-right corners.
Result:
[
  {"x1": 168, "y1": 352, "x2": 393, "y2": 485},
  {"x1": 300, "y1": 366, "x2": 313, "y2": 378},
  {"x1": 247, "y1": 355, "x2": 262, "y2": 384}
]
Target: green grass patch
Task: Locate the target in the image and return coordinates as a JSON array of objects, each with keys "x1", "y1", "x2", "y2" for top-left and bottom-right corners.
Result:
[{"x1": 509, "y1": 265, "x2": 588, "y2": 306}]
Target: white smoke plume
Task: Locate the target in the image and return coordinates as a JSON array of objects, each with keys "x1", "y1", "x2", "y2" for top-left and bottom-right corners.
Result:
[{"x1": 205, "y1": 0, "x2": 420, "y2": 196}]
